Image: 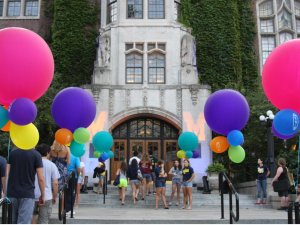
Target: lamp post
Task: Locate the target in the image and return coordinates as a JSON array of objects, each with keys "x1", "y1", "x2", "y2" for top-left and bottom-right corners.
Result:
[{"x1": 259, "y1": 110, "x2": 275, "y2": 177}]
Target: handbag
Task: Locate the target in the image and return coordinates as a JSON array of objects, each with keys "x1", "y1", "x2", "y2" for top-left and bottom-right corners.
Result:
[
  {"x1": 273, "y1": 179, "x2": 290, "y2": 192},
  {"x1": 113, "y1": 174, "x2": 120, "y2": 186},
  {"x1": 137, "y1": 169, "x2": 143, "y2": 181}
]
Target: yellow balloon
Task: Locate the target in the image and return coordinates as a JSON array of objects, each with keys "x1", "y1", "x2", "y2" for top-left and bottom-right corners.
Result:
[{"x1": 10, "y1": 122, "x2": 39, "y2": 150}]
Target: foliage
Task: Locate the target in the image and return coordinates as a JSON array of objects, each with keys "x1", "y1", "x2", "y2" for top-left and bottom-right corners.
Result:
[
  {"x1": 51, "y1": 0, "x2": 98, "y2": 86},
  {"x1": 207, "y1": 162, "x2": 226, "y2": 173}
]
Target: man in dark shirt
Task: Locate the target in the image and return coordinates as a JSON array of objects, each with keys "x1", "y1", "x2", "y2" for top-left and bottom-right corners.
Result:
[
  {"x1": 0, "y1": 155, "x2": 6, "y2": 196},
  {"x1": 6, "y1": 148, "x2": 45, "y2": 224}
]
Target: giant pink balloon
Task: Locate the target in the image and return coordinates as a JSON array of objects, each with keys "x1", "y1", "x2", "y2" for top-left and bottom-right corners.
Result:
[
  {"x1": 262, "y1": 39, "x2": 300, "y2": 113},
  {"x1": 0, "y1": 27, "x2": 54, "y2": 105}
]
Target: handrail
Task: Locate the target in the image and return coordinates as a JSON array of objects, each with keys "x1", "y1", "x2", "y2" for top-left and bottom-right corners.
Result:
[
  {"x1": 219, "y1": 172, "x2": 240, "y2": 224},
  {"x1": 58, "y1": 172, "x2": 75, "y2": 224},
  {"x1": 103, "y1": 170, "x2": 108, "y2": 204},
  {"x1": 0, "y1": 197, "x2": 12, "y2": 224},
  {"x1": 287, "y1": 202, "x2": 300, "y2": 224}
]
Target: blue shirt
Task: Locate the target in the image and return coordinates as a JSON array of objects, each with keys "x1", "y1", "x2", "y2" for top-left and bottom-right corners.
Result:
[{"x1": 67, "y1": 154, "x2": 80, "y2": 178}]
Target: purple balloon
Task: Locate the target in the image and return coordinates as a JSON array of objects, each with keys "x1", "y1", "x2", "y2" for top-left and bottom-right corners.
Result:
[
  {"x1": 204, "y1": 89, "x2": 250, "y2": 135},
  {"x1": 51, "y1": 87, "x2": 96, "y2": 132},
  {"x1": 8, "y1": 98, "x2": 37, "y2": 125},
  {"x1": 192, "y1": 151, "x2": 200, "y2": 158},
  {"x1": 272, "y1": 124, "x2": 295, "y2": 139}
]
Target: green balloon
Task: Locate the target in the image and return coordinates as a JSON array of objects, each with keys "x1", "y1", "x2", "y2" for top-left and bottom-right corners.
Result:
[
  {"x1": 94, "y1": 151, "x2": 101, "y2": 158},
  {"x1": 177, "y1": 150, "x2": 185, "y2": 159},
  {"x1": 228, "y1": 145, "x2": 245, "y2": 163},
  {"x1": 73, "y1": 128, "x2": 90, "y2": 144}
]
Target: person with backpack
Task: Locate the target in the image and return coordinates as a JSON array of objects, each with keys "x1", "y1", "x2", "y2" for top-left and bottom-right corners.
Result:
[
  {"x1": 93, "y1": 162, "x2": 106, "y2": 194},
  {"x1": 116, "y1": 161, "x2": 128, "y2": 205},
  {"x1": 127, "y1": 159, "x2": 141, "y2": 204}
]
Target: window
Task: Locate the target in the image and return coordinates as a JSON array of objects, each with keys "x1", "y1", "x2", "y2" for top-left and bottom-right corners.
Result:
[
  {"x1": 259, "y1": 0, "x2": 273, "y2": 16},
  {"x1": 296, "y1": 19, "x2": 300, "y2": 33},
  {"x1": 148, "y1": 43, "x2": 155, "y2": 51},
  {"x1": 107, "y1": 0, "x2": 117, "y2": 24},
  {"x1": 126, "y1": 53, "x2": 143, "y2": 83},
  {"x1": 174, "y1": 0, "x2": 181, "y2": 21},
  {"x1": 126, "y1": 43, "x2": 134, "y2": 51},
  {"x1": 261, "y1": 36, "x2": 275, "y2": 64},
  {"x1": 279, "y1": 32, "x2": 293, "y2": 44},
  {"x1": 25, "y1": 0, "x2": 39, "y2": 16},
  {"x1": 135, "y1": 43, "x2": 144, "y2": 51},
  {"x1": 278, "y1": 10, "x2": 292, "y2": 29},
  {"x1": 148, "y1": 0, "x2": 164, "y2": 19},
  {"x1": 0, "y1": 0, "x2": 3, "y2": 16},
  {"x1": 260, "y1": 19, "x2": 274, "y2": 33},
  {"x1": 127, "y1": 0, "x2": 143, "y2": 19},
  {"x1": 148, "y1": 53, "x2": 165, "y2": 84},
  {"x1": 7, "y1": 0, "x2": 21, "y2": 16},
  {"x1": 295, "y1": 0, "x2": 300, "y2": 16}
]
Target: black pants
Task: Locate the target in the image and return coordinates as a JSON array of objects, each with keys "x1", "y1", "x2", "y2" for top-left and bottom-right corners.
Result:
[{"x1": 66, "y1": 177, "x2": 77, "y2": 212}]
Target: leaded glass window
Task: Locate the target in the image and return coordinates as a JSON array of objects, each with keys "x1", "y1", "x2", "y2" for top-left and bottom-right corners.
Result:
[
  {"x1": 126, "y1": 53, "x2": 143, "y2": 84},
  {"x1": 278, "y1": 10, "x2": 292, "y2": 29},
  {"x1": 148, "y1": 0, "x2": 164, "y2": 19},
  {"x1": 107, "y1": 0, "x2": 117, "y2": 24},
  {"x1": 259, "y1": 0, "x2": 273, "y2": 16},
  {"x1": 279, "y1": 32, "x2": 293, "y2": 44},
  {"x1": 261, "y1": 36, "x2": 275, "y2": 64},
  {"x1": 7, "y1": 0, "x2": 21, "y2": 16},
  {"x1": 148, "y1": 53, "x2": 165, "y2": 84},
  {"x1": 25, "y1": 0, "x2": 38, "y2": 16},
  {"x1": 260, "y1": 19, "x2": 274, "y2": 32},
  {"x1": 128, "y1": 0, "x2": 143, "y2": 19}
]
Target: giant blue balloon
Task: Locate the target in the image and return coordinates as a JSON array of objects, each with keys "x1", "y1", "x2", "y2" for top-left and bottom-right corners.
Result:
[
  {"x1": 0, "y1": 106, "x2": 8, "y2": 129},
  {"x1": 100, "y1": 152, "x2": 109, "y2": 161},
  {"x1": 92, "y1": 131, "x2": 113, "y2": 152},
  {"x1": 70, "y1": 141, "x2": 85, "y2": 157},
  {"x1": 272, "y1": 124, "x2": 295, "y2": 139},
  {"x1": 204, "y1": 89, "x2": 250, "y2": 135},
  {"x1": 51, "y1": 87, "x2": 96, "y2": 132},
  {"x1": 273, "y1": 109, "x2": 299, "y2": 136},
  {"x1": 227, "y1": 130, "x2": 244, "y2": 146},
  {"x1": 8, "y1": 98, "x2": 37, "y2": 125},
  {"x1": 178, "y1": 132, "x2": 198, "y2": 152}
]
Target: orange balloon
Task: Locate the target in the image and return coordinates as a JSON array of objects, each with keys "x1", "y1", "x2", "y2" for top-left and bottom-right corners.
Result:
[
  {"x1": 1, "y1": 121, "x2": 11, "y2": 132},
  {"x1": 210, "y1": 136, "x2": 229, "y2": 154},
  {"x1": 55, "y1": 128, "x2": 73, "y2": 145}
]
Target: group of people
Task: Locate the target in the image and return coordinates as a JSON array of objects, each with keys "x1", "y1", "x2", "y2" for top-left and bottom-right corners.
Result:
[
  {"x1": 115, "y1": 151, "x2": 195, "y2": 210},
  {"x1": 0, "y1": 140, "x2": 86, "y2": 224}
]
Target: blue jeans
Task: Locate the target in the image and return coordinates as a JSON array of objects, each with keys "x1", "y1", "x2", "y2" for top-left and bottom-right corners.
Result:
[
  {"x1": 257, "y1": 179, "x2": 267, "y2": 199},
  {"x1": 10, "y1": 197, "x2": 35, "y2": 224}
]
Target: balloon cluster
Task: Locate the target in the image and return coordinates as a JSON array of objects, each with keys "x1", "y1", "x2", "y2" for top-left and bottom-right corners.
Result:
[
  {"x1": 92, "y1": 131, "x2": 114, "y2": 162},
  {"x1": 51, "y1": 87, "x2": 96, "y2": 157},
  {"x1": 204, "y1": 89, "x2": 250, "y2": 163},
  {"x1": 0, "y1": 27, "x2": 54, "y2": 150},
  {"x1": 262, "y1": 40, "x2": 300, "y2": 139},
  {"x1": 176, "y1": 132, "x2": 200, "y2": 159}
]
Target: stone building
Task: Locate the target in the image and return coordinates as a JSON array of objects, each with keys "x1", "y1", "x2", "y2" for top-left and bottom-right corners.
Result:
[{"x1": 83, "y1": 0, "x2": 212, "y2": 182}]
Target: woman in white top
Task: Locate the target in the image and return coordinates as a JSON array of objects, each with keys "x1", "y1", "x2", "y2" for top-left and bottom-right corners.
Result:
[
  {"x1": 75, "y1": 162, "x2": 85, "y2": 207},
  {"x1": 168, "y1": 160, "x2": 182, "y2": 206}
]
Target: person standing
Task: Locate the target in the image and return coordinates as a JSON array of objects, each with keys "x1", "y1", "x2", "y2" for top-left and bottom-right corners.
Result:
[
  {"x1": 75, "y1": 162, "x2": 85, "y2": 207},
  {"x1": 140, "y1": 154, "x2": 152, "y2": 200},
  {"x1": 154, "y1": 161, "x2": 168, "y2": 209},
  {"x1": 6, "y1": 147, "x2": 45, "y2": 224},
  {"x1": 149, "y1": 150, "x2": 157, "y2": 194},
  {"x1": 271, "y1": 158, "x2": 290, "y2": 210},
  {"x1": 116, "y1": 161, "x2": 128, "y2": 205},
  {"x1": 256, "y1": 158, "x2": 270, "y2": 204},
  {"x1": 129, "y1": 151, "x2": 141, "y2": 165},
  {"x1": 168, "y1": 160, "x2": 182, "y2": 206},
  {"x1": 182, "y1": 159, "x2": 195, "y2": 210},
  {"x1": 93, "y1": 161, "x2": 106, "y2": 194},
  {"x1": 0, "y1": 155, "x2": 6, "y2": 197},
  {"x1": 127, "y1": 159, "x2": 140, "y2": 204},
  {"x1": 33, "y1": 144, "x2": 60, "y2": 224}
]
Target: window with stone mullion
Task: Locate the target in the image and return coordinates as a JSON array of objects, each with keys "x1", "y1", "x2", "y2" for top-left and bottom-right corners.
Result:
[
  {"x1": 148, "y1": 53, "x2": 165, "y2": 84},
  {"x1": 107, "y1": 0, "x2": 117, "y2": 24},
  {"x1": 128, "y1": 0, "x2": 143, "y2": 19},
  {"x1": 7, "y1": 0, "x2": 21, "y2": 16},
  {"x1": 126, "y1": 53, "x2": 143, "y2": 84},
  {"x1": 148, "y1": 0, "x2": 164, "y2": 19}
]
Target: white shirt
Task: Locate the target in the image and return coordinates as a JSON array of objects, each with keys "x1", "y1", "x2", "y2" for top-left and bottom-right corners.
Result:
[
  {"x1": 34, "y1": 158, "x2": 60, "y2": 201},
  {"x1": 129, "y1": 156, "x2": 141, "y2": 165}
]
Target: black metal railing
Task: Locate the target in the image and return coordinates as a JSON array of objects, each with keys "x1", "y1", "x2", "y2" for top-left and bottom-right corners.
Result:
[
  {"x1": 1, "y1": 197, "x2": 12, "y2": 224},
  {"x1": 288, "y1": 202, "x2": 300, "y2": 224},
  {"x1": 103, "y1": 170, "x2": 108, "y2": 204},
  {"x1": 58, "y1": 172, "x2": 75, "y2": 224},
  {"x1": 219, "y1": 172, "x2": 240, "y2": 224}
]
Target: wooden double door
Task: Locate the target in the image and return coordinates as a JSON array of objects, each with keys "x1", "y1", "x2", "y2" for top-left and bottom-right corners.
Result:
[{"x1": 111, "y1": 139, "x2": 178, "y2": 181}]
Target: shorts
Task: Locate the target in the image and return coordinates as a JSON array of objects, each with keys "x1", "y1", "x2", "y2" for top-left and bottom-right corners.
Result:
[
  {"x1": 155, "y1": 180, "x2": 166, "y2": 188},
  {"x1": 33, "y1": 200, "x2": 53, "y2": 224},
  {"x1": 77, "y1": 176, "x2": 83, "y2": 184},
  {"x1": 98, "y1": 175, "x2": 104, "y2": 181},
  {"x1": 182, "y1": 181, "x2": 193, "y2": 187},
  {"x1": 278, "y1": 190, "x2": 289, "y2": 197},
  {"x1": 143, "y1": 174, "x2": 152, "y2": 182},
  {"x1": 172, "y1": 178, "x2": 182, "y2": 186},
  {"x1": 130, "y1": 179, "x2": 140, "y2": 186},
  {"x1": 118, "y1": 178, "x2": 128, "y2": 188}
]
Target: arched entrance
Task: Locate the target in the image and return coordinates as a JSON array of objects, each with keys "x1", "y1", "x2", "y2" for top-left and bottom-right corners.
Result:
[{"x1": 111, "y1": 117, "x2": 179, "y2": 180}]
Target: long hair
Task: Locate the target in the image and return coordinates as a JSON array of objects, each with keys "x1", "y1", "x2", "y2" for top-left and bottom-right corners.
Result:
[
  {"x1": 51, "y1": 140, "x2": 67, "y2": 153},
  {"x1": 173, "y1": 160, "x2": 182, "y2": 170},
  {"x1": 120, "y1": 161, "x2": 127, "y2": 173},
  {"x1": 278, "y1": 158, "x2": 286, "y2": 167},
  {"x1": 141, "y1": 154, "x2": 150, "y2": 164},
  {"x1": 157, "y1": 160, "x2": 164, "y2": 167},
  {"x1": 131, "y1": 158, "x2": 138, "y2": 169},
  {"x1": 183, "y1": 159, "x2": 190, "y2": 167}
]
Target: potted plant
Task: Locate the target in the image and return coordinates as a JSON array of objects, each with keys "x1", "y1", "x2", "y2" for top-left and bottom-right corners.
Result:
[{"x1": 206, "y1": 162, "x2": 226, "y2": 190}]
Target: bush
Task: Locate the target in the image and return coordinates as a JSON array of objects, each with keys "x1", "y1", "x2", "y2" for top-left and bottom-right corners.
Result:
[{"x1": 207, "y1": 162, "x2": 226, "y2": 173}]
